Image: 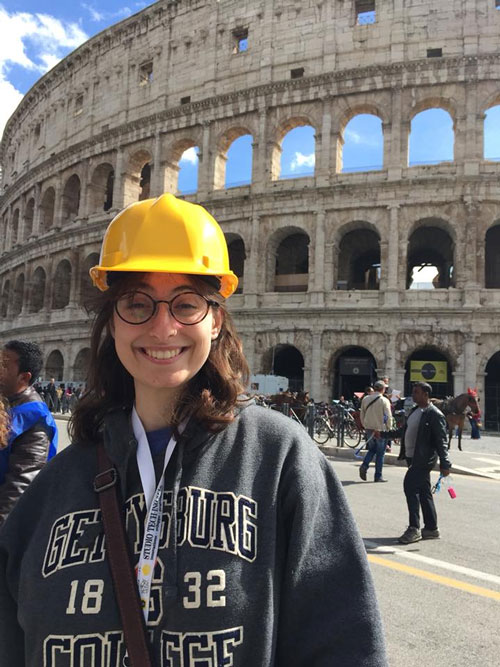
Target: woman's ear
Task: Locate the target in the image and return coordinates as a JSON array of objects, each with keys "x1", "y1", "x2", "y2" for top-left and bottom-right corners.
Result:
[{"x1": 211, "y1": 308, "x2": 223, "y2": 340}]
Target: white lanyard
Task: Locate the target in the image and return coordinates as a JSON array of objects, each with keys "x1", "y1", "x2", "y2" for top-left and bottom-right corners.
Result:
[{"x1": 132, "y1": 407, "x2": 177, "y2": 623}]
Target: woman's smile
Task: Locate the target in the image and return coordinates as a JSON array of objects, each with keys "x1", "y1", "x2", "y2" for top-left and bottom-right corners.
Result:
[{"x1": 140, "y1": 347, "x2": 184, "y2": 362}]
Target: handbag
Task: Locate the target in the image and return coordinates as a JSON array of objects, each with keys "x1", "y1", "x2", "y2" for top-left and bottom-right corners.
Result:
[{"x1": 94, "y1": 442, "x2": 153, "y2": 667}]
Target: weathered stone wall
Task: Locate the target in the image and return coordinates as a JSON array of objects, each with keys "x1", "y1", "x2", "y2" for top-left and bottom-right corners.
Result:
[{"x1": 1, "y1": 0, "x2": 500, "y2": 410}]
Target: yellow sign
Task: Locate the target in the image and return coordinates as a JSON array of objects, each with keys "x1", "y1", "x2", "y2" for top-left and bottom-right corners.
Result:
[{"x1": 410, "y1": 360, "x2": 448, "y2": 383}]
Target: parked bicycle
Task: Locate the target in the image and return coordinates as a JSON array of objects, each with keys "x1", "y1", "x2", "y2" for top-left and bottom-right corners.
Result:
[{"x1": 313, "y1": 404, "x2": 363, "y2": 448}]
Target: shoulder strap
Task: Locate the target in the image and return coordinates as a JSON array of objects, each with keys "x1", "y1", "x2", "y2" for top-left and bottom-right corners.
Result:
[
  {"x1": 364, "y1": 394, "x2": 381, "y2": 412},
  {"x1": 94, "y1": 442, "x2": 153, "y2": 667}
]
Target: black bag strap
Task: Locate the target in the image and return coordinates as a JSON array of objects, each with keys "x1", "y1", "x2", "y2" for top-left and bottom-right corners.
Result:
[
  {"x1": 94, "y1": 442, "x2": 153, "y2": 667},
  {"x1": 364, "y1": 394, "x2": 381, "y2": 413}
]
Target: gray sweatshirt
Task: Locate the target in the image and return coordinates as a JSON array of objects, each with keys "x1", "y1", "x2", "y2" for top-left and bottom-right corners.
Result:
[{"x1": 0, "y1": 404, "x2": 387, "y2": 666}]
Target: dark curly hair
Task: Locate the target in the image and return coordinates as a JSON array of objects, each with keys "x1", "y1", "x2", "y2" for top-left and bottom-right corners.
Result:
[
  {"x1": 4, "y1": 340, "x2": 43, "y2": 385},
  {"x1": 69, "y1": 272, "x2": 249, "y2": 444}
]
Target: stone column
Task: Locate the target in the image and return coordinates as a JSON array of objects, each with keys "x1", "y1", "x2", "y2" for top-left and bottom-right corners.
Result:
[
  {"x1": 53, "y1": 177, "x2": 64, "y2": 230},
  {"x1": 325, "y1": 240, "x2": 337, "y2": 292},
  {"x1": 244, "y1": 214, "x2": 260, "y2": 308},
  {"x1": 464, "y1": 334, "x2": 478, "y2": 391},
  {"x1": 31, "y1": 183, "x2": 42, "y2": 238},
  {"x1": 112, "y1": 147, "x2": 126, "y2": 209},
  {"x1": 44, "y1": 257, "x2": 54, "y2": 311},
  {"x1": 316, "y1": 103, "x2": 332, "y2": 187},
  {"x1": 151, "y1": 131, "x2": 165, "y2": 196},
  {"x1": 309, "y1": 211, "x2": 325, "y2": 306},
  {"x1": 463, "y1": 197, "x2": 481, "y2": 306},
  {"x1": 387, "y1": 88, "x2": 405, "y2": 179},
  {"x1": 310, "y1": 332, "x2": 323, "y2": 402},
  {"x1": 384, "y1": 204, "x2": 400, "y2": 306},
  {"x1": 69, "y1": 249, "x2": 81, "y2": 307},
  {"x1": 197, "y1": 121, "x2": 212, "y2": 198},
  {"x1": 17, "y1": 198, "x2": 26, "y2": 245},
  {"x1": 251, "y1": 106, "x2": 268, "y2": 192}
]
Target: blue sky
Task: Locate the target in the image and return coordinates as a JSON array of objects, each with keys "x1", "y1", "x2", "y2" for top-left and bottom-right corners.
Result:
[{"x1": 1, "y1": 1, "x2": 499, "y2": 186}]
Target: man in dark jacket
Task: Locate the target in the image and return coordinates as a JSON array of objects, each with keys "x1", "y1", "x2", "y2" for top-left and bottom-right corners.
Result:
[
  {"x1": 0, "y1": 340, "x2": 58, "y2": 527},
  {"x1": 382, "y1": 381, "x2": 452, "y2": 544}
]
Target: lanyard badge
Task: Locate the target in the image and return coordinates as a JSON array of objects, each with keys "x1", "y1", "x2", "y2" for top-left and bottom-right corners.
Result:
[{"x1": 132, "y1": 407, "x2": 177, "y2": 623}]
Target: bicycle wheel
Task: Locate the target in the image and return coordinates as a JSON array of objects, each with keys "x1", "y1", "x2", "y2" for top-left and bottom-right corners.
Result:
[
  {"x1": 343, "y1": 422, "x2": 362, "y2": 448},
  {"x1": 313, "y1": 417, "x2": 330, "y2": 445}
]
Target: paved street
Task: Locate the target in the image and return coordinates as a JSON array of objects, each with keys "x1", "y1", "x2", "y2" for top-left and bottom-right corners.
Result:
[
  {"x1": 331, "y1": 458, "x2": 500, "y2": 666},
  {"x1": 54, "y1": 419, "x2": 500, "y2": 665}
]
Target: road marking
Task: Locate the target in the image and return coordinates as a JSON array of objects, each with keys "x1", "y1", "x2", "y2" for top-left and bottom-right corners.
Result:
[
  {"x1": 473, "y1": 456, "x2": 500, "y2": 465},
  {"x1": 364, "y1": 539, "x2": 500, "y2": 586},
  {"x1": 368, "y1": 554, "x2": 500, "y2": 602}
]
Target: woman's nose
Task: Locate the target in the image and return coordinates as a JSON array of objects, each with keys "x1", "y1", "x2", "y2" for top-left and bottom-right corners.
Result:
[{"x1": 148, "y1": 302, "x2": 178, "y2": 335}]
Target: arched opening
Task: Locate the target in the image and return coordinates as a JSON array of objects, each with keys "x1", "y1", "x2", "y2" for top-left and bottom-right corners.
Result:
[
  {"x1": 61, "y1": 174, "x2": 81, "y2": 224},
  {"x1": 404, "y1": 348, "x2": 453, "y2": 399},
  {"x1": 73, "y1": 348, "x2": 90, "y2": 383},
  {"x1": 274, "y1": 232, "x2": 309, "y2": 292},
  {"x1": 12, "y1": 274, "x2": 24, "y2": 317},
  {"x1": 341, "y1": 114, "x2": 384, "y2": 173},
  {"x1": 407, "y1": 225, "x2": 454, "y2": 289},
  {"x1": 124, "y1": 150, "x2": 152, "y2": 204},
  {"x1": 337, "y1": 228, "x2": 380, "y2": 290},
  {"x1": 80, "y1": 253, "x2": 100, "y2": 307},
  {"x1": 46, "y1": 350, "x2": 64, "y2": 381},
  {"x1": 11, "y1": 209, "x2": 20, "y2": 245},
  {"x1": 332, "y1": 347, "x2": 377, "y2": 399},
  {"x1": 30, "y1": 267, "x2": 46, "y2": 313},
  {"x1": 40, "y1": 187, "x2": 55, "y2": 232},
  {"x1": 484, "y1": 105, "x2": 500, "y2": 161},
  {"x1": 1, "y1": 280, "x2": 10, "y2": 318},
  {"x1": 408, "y1": 108, "x2": 454, "y2": 166},
  {"x1": 52, "y1": 260, "x2": 72, "y2": 309},
  {"x1": 226, "y1": 235, "x2": 245, "y2": 294},
  {"x1": 24, "y1": 198, "x2": 34, "y2": 239},
  {"x1": 485, "y1": 224, "x2": 500, "y2": 288},
  {"x1": 89, "y1": 164, "x2": 114, "y2": 212},
  {"x1": 485, "y1": 352, "x2": 500, "y2": 431},
  {"x1": 276, "y1": 124, "x2": 315, "y2": 180},
  {"x1": 265, "y1": 345, "x2": 305, "y2": 392},
  {"x1": 225, "y1": 134, "x2": 253, "y2": 188},
  {"x1": 139, "y1": 163, "x2": 151, "y2": 201},
  {"x1": 214, "y1": 129, "x2": 253, "y2": 190},
  {"x1": 177, "y1": 146, "x2": 200, "y2": 195}
]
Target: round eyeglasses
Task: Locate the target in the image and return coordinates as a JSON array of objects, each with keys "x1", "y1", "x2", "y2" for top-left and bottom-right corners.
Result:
[{"x1": 115, "y1": 291, "x2": 219, "y2": 326}]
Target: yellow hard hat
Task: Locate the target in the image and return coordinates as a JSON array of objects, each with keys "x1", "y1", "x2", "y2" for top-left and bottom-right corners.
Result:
[{"x1": 89, "y1": 193, "x2": 238, "y2": 298}]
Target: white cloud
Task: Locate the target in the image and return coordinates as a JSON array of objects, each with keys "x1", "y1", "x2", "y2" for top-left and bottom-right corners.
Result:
[
  {"x1": 81, "y1": 3, "x2": 135, "y2": 23},
  {"x1": 290, "y1": 151, "x2": 315, "y2": 171},
  {"x1": 345, "y1": 128, "x2": 382, "y2": 148},
  {"x1": 0, "y1": 6, "x2": 88, "y2": 139},
  {"x1": 179, "y1": 147, "x2": 199, "y2": 164}
]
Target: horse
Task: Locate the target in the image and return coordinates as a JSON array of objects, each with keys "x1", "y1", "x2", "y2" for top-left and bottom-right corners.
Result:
[
  {"x1": 431, "y1": 390, "x2": 480, "y2": 451},
  {"x1": 267, "y1": 390, "x2": 311, "y2": 422}
]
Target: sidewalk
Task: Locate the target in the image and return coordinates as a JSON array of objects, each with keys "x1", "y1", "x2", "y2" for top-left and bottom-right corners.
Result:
[{"x1": 320, "y1": 440, "x2": 500, "y2": 481}]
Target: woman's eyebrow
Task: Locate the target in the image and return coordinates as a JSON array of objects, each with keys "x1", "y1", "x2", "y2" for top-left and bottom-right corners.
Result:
[{"x1": 131, "y1": 283, "x2": 196, "y2": 294}]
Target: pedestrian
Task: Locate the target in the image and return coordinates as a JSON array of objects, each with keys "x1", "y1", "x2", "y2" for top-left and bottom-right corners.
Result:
[
  {"x1": 0, "y1": 340, "x2": 58, "y2": 527},
  {"x1": 0, "y1": 194, "x2": 386, "y2": 665},
  {"x1": 468, "y1": 409, "x2": 481, "y2": 439},
  {"x1": 383, "y1": 382, "x2": 452, "y2": 544},
  {"x1": 45, "y1": 378, "x2": 57, "y2": 412},
  {"x1": 359, "y1": 380, "x2": 392, "y2": 482}
]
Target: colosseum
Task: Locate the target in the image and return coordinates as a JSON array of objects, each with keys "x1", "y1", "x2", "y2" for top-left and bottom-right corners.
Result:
[{"x1": 1, "y1": 0, "x2": 500, "y2": 426}]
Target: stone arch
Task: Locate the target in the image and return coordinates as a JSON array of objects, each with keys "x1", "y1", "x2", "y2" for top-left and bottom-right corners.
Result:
[
  {"x1": 52, "y1": 259, "x2": 72, "y2": 309},
  {"x1": 484, "y1": 351, "x2": 500, "y2": 430},
  {"x1": 30, "y1": 266, "x2": 46, "y2": 313},
  {"x1": 11, "y1": 208, "x2": 20, "y2": 245},
  {"x1": 483, "y1": 104, "x2": 500, "y2": 161},
  {"x1": 61, "y1": 174, "x2": 81, "y2": 224},
  {"x1": 336, "y1": 223, "x2": 381, "y2": 290},
  {"x1": 24, "y1": 198, "x2": 35, "y2": 240},
  {"x1": 80, "y1": 252, "x2": 100, "y2": 307},
  {"x1": 272, "y1": 117, "x2": 316, "y2": 181},
  {"x1": 123, "y1": 149, "x2": 152, "y2": 204},
  {"x1": 214, "y1": 127, "x2": 253, "y2": 190},
  {"x1": 261, "y1": 344, "x2": 305, "y2": 392},
  {"x1": 73, "y1": 347, "x2": 90, "y2": 383},
  {"x1": 45, "y1": 349, "x2": 64, "y2": 381},
  {"x1": 166, "y1": 140, "x2": 200, "y2": 195},
  {"x1": 485, "y1": 222, "x2": 500, "y2": 288},
  {"x1": 40, "y1": 187, "x2": 56, "y2": 233},
  {"x1": 89, "y1": 163, "x2": 114, "y2": 212},
  {"x1": 266, "y1": 227, "x2": 310, "y2": 292},
  {"x1": 407, "y1": 219, "x2": 455, "y2": 289},
  {"x1": 329, "y1": 345, "x2": 378, "y2": 399},
  {"x1": 403, "y1": 346, "x2": 454, "y2": 399},
  {"x1": 408, "y1": 106, "x2": 455, "y2": 166},
  {"x1": 1, "y1": 280, "x2": 10, "y2": 318},
  {"x1": 225, "y1": 233, "x2": 246, "y2": 294}
]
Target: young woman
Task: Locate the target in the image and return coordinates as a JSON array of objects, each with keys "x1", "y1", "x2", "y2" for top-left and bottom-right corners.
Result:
[{"x1": 0, "y1": 194, "x2": 386, "y2": 666}]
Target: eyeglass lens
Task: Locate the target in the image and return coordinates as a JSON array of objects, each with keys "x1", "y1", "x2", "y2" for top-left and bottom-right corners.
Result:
[{"x1": 116, "y1": 291, "x2": 210, "y2": 325}]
